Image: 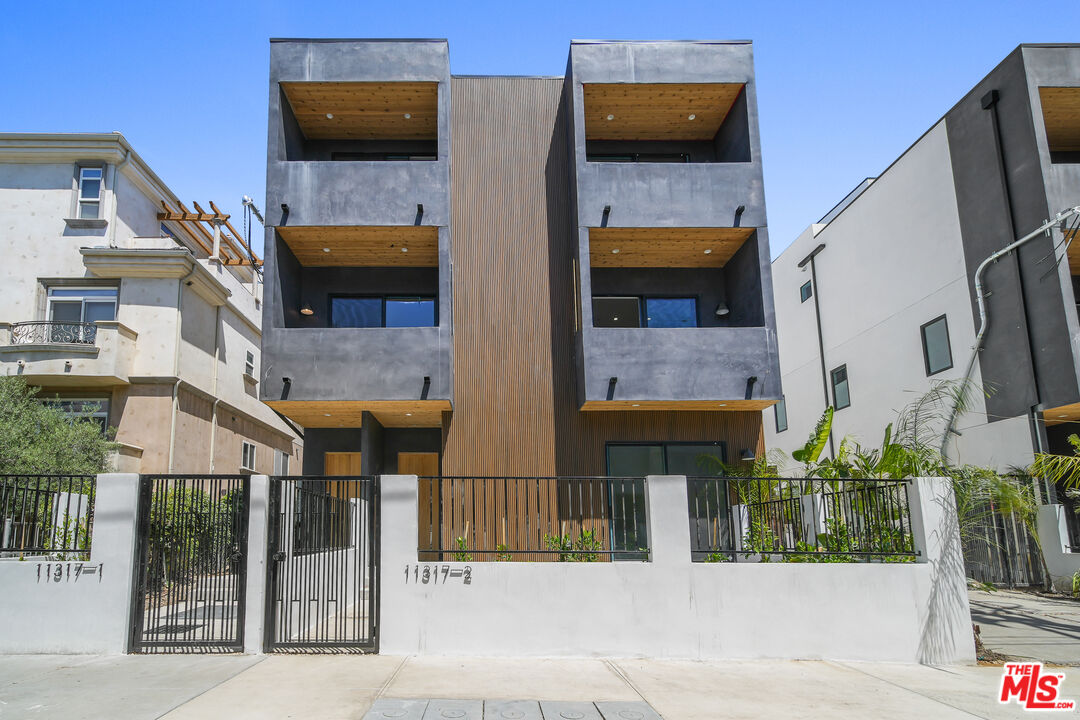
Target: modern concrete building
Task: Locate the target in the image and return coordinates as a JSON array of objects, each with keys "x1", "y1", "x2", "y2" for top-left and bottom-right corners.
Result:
[
  {"x1": 764, "y1": 45, "x2": 1080, "y2": 545},
  {"x1": 0, "y1": 133, "x2": 302, "y2": 474},
  {"x1": 261, "y1": 38, "x2": 780, "y2": 480}
]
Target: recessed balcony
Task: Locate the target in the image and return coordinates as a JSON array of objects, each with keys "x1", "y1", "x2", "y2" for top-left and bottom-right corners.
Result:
[{"x1": 0, "y1": 321, "x2": 137, "y2": 387}]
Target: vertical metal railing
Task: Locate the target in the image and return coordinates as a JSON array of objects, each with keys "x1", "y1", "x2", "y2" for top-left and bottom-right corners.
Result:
[
  {"x1": 0, "y1": 475, "x2": 95, "y2": 556},
  {"x1": 129, "y1": 475, "x2": 249, "y2": 653},
  {"x1": 265, "y1": 476, "x2": 378, "y2": 651},
  {"x1": 688, "y1": 477, "x2": 916, "y2": 562},
  {"x1": 421, "y1": 476, "x2": 649, "y2": 562}
]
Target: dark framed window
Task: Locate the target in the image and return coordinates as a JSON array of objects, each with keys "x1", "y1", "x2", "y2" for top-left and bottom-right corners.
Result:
[
  {"x1": 774, "y1": 397, "x2": 788, "y2": 433},
  {"x1": 920, "y1": 315, "x2": 953, "y2": 376},
  {"x1": 605, "y1": 442, "x2": 728, "y2": 560},
  {"x1": 330, "y1": 296, "x2": 436, "y2": 328},
  {"x1": 830, "y1": 365, "x2": 850, "y2": 410},
  {"x1": 800, "y1": 280, "x2": 813, "y2": 303},
  {"x1": 644, "y1": 297, "x2": 697, "y2": 328},
  {"x1": 592, "y1": 296, "x2": 698, "y2": 328}
]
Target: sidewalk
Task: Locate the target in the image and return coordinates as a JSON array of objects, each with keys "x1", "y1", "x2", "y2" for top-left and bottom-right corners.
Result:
[
  {"x1": 0, "y1": 654, "x2": 1065, "y2": 719},
  {"x1": 970, "y1": 589, "x2": 1080, "y2": 665}
]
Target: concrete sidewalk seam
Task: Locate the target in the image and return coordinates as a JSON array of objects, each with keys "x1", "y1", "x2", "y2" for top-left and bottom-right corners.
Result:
[
  {"x1": 603, "y1": 659, "x2": 649, "y2": 703},
  {"x1": 833, "y1": 661, "x2": 987, "y2": 720},
  {"x1": 373, "y1": 655, "x2": 410, "y2": 700},
  {"x1": 153, "y1": 655, "x2": 266, "y2": 720}
]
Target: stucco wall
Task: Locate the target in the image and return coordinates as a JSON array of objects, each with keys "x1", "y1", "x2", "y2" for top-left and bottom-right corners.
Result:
[
  {"x1": 764, "y1": 121, "x2": 1035, "y2": 471},
  {"x1": 379, "y1": 474, "x2": 975, "y2": 664}
]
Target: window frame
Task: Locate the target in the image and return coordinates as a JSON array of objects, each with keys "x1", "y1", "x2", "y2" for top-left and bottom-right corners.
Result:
[
  {"x1": 604, "y1": 441, "x2": 729, "y2": 476},
  {"x1": 76, "y1": 165, "x2": 104, "y2": 220},
  {"x1": 44, "y1": 397, "x2": 111, "y2": 435},
  {"x1": 592, "y1": 294, "x2": 700, "y2": 329},
  {"x1": 46, "y1": 286, "x2": 118, "y2": 324},
  {"x1": 830, "y1": 364, "x2": 851, "y2": 410},
  {"x1": 241, "y1": 441, "x2": 257, "y2": 472},
  {"x1": 774, "y1": 396, "x2": 788, "y2": 433},
  {"x1": 329, "y1": 294, "x2": 438, "y2": 328},
  {"x1": 920, "y1": 314, "x2": 953, "y2": 377},
  {"x1": 273, "y1": 449, "x2": 290, "y2": 476},
  {"x1": 244, "y1": 350, "x2": 256, "y2": 378},
  {"x1": 799, "y1": 280, "x2": 813, "y2": 303}
]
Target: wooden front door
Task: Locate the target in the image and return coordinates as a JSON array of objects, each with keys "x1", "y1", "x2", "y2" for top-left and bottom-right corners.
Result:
[{"x1": 398, "y1": 452, "x2": 439, "y2": 559}]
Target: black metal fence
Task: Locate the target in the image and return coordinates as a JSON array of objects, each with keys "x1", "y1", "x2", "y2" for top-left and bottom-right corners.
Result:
[
  {"x1": 0, "y1": 475, "x2": 95, "y2": 555},
  {"x1": 292, "y1": 483, "x2": 354, "y2": 554},
  {"x1": 130, "y1": 475, "x2": 249, "y2": 653},
  {"x1": 963, "y1": 503, "x2": 1046, "y2": 587},
  {"x1": 10, "y1": 320, "x2": 97, "y2": 345},
  {"x1": 688, "y1": 477, "x2": 917, "y2": 562},
  {"x1": 421, "y1": 476, "x2": 649, "y2": 561}
]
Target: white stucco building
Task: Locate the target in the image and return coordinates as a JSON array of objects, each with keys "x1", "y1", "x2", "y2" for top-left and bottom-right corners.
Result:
[{"x1": 0, "y1": 132, "x2": 302, "y2": 474}]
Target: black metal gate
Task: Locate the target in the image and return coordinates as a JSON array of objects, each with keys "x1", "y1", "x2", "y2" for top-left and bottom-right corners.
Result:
[
  {"x1": 265, "y1": 476, "x2": 379, "y2": 652},
  {"x1": 964, "y1": 503, "x2": 1046, "y2": 588},
  {"x1": 129, "y1": 475, "x2": 249, "y2": 653}
]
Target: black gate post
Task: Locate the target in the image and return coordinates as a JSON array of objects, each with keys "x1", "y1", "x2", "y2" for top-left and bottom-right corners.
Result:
[{"x1": 126, "y1": 475, "x2": 153, "y2": 653}]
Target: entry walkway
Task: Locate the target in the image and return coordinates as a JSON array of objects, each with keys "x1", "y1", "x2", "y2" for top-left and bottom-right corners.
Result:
[{"x1": 0, "y1": 654, "x2": 1063, "y2": 719}]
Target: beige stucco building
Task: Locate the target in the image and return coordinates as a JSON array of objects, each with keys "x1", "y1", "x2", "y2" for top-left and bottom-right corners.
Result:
[{"x1": 0, "y1": 132, "x2": 302, "y2": 474}]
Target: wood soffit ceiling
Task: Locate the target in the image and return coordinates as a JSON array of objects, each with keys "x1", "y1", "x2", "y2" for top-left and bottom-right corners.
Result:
[
  {"x1": 265, "y1": 400, "x2": 450, "y2": 429},
  {"x1": 281, "y1": 81, "x2": 438, "y2": 140},
  {"x1": 277, "y1": 225, "x2": 438, "y2": 267},
  {"x1": 588, "y1": 227, "x2": 754, "y2": 268},
  {"x1": 581, "y1": 399, "x2": 775, "y2": 411},
  {"x1": 1039, "y1": 87, "x2": 1080, "y2": 152},
  {"x1": 583, "y1": 83, "x2": 744, "y2": 141}
]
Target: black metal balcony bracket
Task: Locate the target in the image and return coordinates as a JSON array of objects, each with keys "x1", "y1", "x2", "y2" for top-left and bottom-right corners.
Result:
[{"x1": 10, "y1": 321, "x2": 98, "y2": 346}]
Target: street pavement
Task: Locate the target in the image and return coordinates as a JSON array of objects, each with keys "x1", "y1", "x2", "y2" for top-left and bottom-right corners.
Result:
[
  {"x1": 1, "y1": 653, "x2": 1071, "y2": 719},
  {"x1": 969, "y1": 588, "x2": 1080, "y2": 665}
]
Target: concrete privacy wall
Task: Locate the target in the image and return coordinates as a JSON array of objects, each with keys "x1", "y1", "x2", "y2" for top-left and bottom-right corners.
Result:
[
  {"x1": 1037, "y1": 504, "x2": 1080, "y2": 591},
  {"x1": 380, "y1": 475, "x2": 976, "y2": 664},
  {"x1": 0, "y1": 475, "x2": 139, "y2": 654}
]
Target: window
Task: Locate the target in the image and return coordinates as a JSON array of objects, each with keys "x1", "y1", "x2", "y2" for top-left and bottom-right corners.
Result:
[
  {"x1": 330, "y1": 296, "x2": 437, "y2": 328},
  {"x1": 831, "y1": 365, "x2": 850, "y2": 410},
  {"x1": 385, "y1": 297, "x2": 436, "y2": 327},
  {"x1": 241, "y1": 441, "x2": 257, "y2": 472},
  {"x1": 245, "y1": 351, "x2": 256, "y2": 378},
  {"x1": 592, "y1": 296, "x2": 698, "y2": 328},
  {"x1": 586, "y1": 153, "x2": 690, "y2": 163},
  {"x1": 593, "y1": 297, "x2": 641, "y2": 328},
  {"x1": 774, "y1": 397, "x2": 788, "y2": 433},
  {"x1": 45, "y1": 398, "x2": 110, "y2": 435},
  {"x1": 920, "y1": 315, "x2": 953, "y2": 376},
  {"x1": 800, "y1": 280, "x2": 813, "y2": 303},
  {"x1": 77, "y1": 166, "x2": 103, "y2": 219},
  {"x1": 273, "y1": 449, "x2": 290, "y2": 476},
  {"x1": 644, "y1": 298, "x2": 697, "y2": 328},
  {"x1": 47, "y1": 287, "x2": 118, "y2": 324}
]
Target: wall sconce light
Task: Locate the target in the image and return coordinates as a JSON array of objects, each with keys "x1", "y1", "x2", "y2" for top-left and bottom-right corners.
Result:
[
  {"x1": 300, "y1": 302, "x2": 314, "y2": 316},
  {"x1": 714, "y1": 302, "x2": 729, "y2": 317},
  {"x1": 740, "y1": 448, "x2": 755, "y2": 462}
]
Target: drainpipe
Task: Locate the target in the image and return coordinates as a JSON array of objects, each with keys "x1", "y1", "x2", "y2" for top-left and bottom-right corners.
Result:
[
  {"x1": 941, "y1": 206, "x2": 1080, "y2": 459},
  {"x1": 108, "y1": 149, "x2": 130, "y2": 249},
  {"x1": 798, "y1": 243, "x2": 834, "y2": 459},
  {"x1": 167, "y1": 260, "x2": 199, "y2": 472},
  {"x1": 207, "y1": 304, "x2": 222, "y2": 472}
]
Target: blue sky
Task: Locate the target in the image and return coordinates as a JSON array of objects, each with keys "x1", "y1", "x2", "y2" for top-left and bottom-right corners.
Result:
[{"x1": 2, "y1": 1, "x2": 1074, "y2": 258}]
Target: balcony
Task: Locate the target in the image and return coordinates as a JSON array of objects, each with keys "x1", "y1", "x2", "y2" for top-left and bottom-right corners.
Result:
[{"x1": 0, "y1": 321, "x2": 137, "y2": 387}]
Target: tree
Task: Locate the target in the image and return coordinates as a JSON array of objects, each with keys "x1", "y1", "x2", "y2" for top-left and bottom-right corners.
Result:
[{"x1": 0, "y1": 376, "x2": 116, "y2": 474}]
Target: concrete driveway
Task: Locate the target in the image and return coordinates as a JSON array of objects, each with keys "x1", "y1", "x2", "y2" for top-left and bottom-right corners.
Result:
[
  {"x1": 969, "y1": 589, "x2": 1080, "y2": 665},
  {"x1": 0, "y1": 653, "x2": 1069, "y2": 720}
]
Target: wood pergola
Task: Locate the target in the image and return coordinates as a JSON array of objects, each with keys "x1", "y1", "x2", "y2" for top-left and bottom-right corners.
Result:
[{"x1": 157, "y1": 200, "x2": 262, "y2": 267}]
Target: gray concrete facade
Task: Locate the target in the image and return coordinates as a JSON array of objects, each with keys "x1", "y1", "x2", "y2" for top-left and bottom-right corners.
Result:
[
  {"x1": 566, "y1": 41, "x2": 781, "y2": 406},
  {"x1": 260, "y1": 39, "x2": 453, "y2": 412}
]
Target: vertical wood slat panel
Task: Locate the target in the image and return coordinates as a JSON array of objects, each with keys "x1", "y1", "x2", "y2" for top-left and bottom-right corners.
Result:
[{"x1": 443, "y1": 77, "x2": 766, "y2": 552}]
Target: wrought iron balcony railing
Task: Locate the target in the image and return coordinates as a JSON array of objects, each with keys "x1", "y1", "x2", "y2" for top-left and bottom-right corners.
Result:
[{"x1": 10, "y1": 321, "x2": 98, "y2": 346}]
